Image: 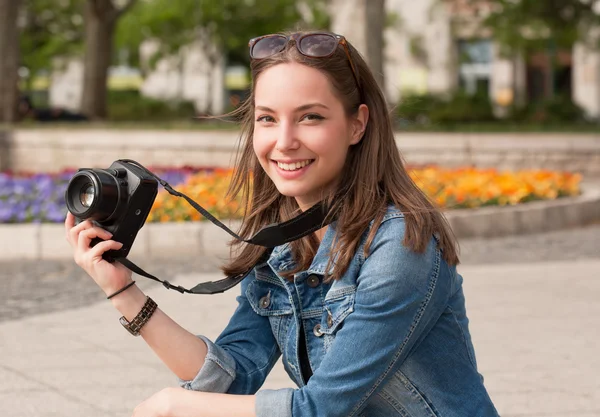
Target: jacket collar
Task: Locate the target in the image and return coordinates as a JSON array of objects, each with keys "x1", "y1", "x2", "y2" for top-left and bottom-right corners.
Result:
[
  {"x1": 267, "y1": 222, "x2": 337, "y2": 277},
  {"x1": 265, "y1": 205, "x2": 404, "y2": 277}
]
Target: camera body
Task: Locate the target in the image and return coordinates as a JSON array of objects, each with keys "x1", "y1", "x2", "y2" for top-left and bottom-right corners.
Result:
[{"x1": 65, "y1": 160, "x2": 158, "y2": 260}]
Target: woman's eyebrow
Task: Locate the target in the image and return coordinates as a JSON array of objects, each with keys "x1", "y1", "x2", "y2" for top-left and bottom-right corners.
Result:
[{"x1": 255, "y1": 103, "x2": 330, "y2": 113}]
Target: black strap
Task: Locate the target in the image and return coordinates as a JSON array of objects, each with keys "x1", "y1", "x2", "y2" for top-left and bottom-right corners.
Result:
[
  {"x1": 118, "y1": 159, "x2": 331, "y2": 248},
  {"x1": 115, "y1": 257, "x2": 254, "y2": 295},
  {"x1": 114, "y1": 247, "x2": 274, "y2": 295},
  {"x1": 108, "y1": 159, "x2": 334, "y2": 294}
]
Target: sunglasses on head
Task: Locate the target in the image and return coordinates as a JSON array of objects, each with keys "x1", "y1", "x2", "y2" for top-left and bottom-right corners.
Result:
[{"x1": 248, "y1": 32, "x2": 361, "y2": 91}]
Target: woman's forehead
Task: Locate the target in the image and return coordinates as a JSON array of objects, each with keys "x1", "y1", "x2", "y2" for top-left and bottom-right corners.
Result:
[{"x1": 254, "y1": 63, "x2": 338, "y2": 108}]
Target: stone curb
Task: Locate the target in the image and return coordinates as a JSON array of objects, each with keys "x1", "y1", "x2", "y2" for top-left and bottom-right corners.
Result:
[{"x1": 2, "y1": 184, "x2": 599, "y2": 261}]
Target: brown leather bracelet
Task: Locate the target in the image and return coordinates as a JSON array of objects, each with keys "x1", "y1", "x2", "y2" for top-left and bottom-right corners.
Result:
[{"x1": 119, "y1": 296, "x2": 157, "y2": 337}]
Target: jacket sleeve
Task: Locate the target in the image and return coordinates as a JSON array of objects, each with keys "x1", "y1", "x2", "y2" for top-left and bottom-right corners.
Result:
[
  {"x1": 255, "y1": 217, "x2": 452, "y2": 417},
  {"x1": 178, "y1": 269, "x2": 282, "y2": 394}
]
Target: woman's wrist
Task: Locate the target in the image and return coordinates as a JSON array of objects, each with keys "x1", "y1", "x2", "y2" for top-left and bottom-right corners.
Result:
[{"x1": 109, "y1": 284, "x2": 148, "y2": 321}]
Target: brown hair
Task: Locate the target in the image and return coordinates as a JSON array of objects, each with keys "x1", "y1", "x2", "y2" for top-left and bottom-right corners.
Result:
[{"x1": 221, "y1": 31, "x2": 459, "y2": 281}]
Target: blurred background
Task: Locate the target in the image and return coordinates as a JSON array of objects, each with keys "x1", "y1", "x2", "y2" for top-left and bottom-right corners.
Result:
[
  {"x1": 0, "y1": 2, "x2": 599, "y2": 417},
  {"x1": 0, "y1": 0, "x2": 599, "y2": 129}
]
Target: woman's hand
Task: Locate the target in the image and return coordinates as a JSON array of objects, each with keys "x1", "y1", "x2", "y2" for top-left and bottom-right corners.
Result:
[
  {"x1": 132, "y1": 387, "x2": 183, "y2": 417},
  {"x1": 132, "y1": 388, "x2": 256, "y2": 417},
  {"x1": 65, "y1": 212, "x2": 133, "y2": 296}
]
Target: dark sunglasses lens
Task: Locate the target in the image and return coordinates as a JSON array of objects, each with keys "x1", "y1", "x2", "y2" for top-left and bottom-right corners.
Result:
[
  {"x1": 252, "y1": 35, "x2": 287, "y2": 59},
  {"x1": 299, "y1": 34, "x2": 337, "y2": 57}
]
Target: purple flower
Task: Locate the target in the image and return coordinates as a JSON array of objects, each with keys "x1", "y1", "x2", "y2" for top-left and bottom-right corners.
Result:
[{"x1": 0, "y1": 167, "x2": 208, "y2": 223}]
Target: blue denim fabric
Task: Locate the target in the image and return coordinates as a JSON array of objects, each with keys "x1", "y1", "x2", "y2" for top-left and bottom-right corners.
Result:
[{"x1": 179, "y1": 206, "x2": 499, "y2": 416}]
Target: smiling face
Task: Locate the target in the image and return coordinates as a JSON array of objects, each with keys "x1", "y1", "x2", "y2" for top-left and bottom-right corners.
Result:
[{"x1": 252, "y1": 62, "x2": 368, "y2": 211}]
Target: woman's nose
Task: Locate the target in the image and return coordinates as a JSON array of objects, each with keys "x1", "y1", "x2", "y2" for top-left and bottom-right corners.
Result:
[{"x1": 274, "y1": 123, "x2": 299, "y2": 151}]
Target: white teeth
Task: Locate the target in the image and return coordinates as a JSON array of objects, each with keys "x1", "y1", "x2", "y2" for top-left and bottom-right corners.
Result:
[{"x1": 277, "y1": 160, "x2": 312, "y2": 171}]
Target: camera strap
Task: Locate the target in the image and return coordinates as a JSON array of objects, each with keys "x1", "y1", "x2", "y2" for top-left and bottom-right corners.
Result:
[
  {"x1": 117, "y1": 252, "x2": 270, "y2": 295},
  {"x1": 112, "y1": 159, "x2": 334, "y2": 294}
]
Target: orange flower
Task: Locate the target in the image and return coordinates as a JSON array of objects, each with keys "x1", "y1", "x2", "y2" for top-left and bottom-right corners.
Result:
[{"x1": 148, "y1": 166, "x2": 581, "y2": 222}]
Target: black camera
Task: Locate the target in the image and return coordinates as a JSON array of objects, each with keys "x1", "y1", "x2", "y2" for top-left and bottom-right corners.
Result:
[{"x1": 65, "y1": 160, "x2": 158, "y2": 260}]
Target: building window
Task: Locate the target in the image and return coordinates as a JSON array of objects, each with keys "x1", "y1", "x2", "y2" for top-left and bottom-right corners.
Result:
[{"x1": 458, "y1": 39, "x2": 492, "y2": 97}]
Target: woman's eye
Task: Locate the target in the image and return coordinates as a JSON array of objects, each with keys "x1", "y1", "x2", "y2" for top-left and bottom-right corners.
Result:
[
  {"x1": 303, "y1": 113, "x2": 325, "y2": 121},
  {"x1": 256, "y1": 115, "x2": 275, "y2": 123}
]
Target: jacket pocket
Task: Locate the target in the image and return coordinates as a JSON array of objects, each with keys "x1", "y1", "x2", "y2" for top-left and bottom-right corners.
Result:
[
  {"x1": 246, "y1": 279, "x2": 293, "y2": 348},
  {"x1": 321, "y1": 286, "x2": 356, "y2": 335}
]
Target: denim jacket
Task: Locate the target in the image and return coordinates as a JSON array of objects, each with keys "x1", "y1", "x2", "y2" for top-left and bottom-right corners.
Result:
[{"x1": 179, "y1": 206, "x2": 499, "y2": 417}]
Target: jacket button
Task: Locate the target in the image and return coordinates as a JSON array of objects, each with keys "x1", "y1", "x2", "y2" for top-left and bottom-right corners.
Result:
[
  {"x1": 327, "y1": 312, "x2": 333, "y2": 328},
  {"x1": 306, "y1": 274, "x2": 320, "y2": 288},
  {"x1": 313, "y1": 323, "x2": 324, "y2": 337},
  {"x1": 259, "y1": 294, "x2": 270, "y2": 309}
]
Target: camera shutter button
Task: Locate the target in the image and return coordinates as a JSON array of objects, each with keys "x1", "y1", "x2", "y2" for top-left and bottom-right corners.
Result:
[{"x1": 112, "y1": 168, "x2": 128, "y2": 178}]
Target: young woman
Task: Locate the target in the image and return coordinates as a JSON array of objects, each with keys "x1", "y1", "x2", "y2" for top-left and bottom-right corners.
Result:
[{"x1": 65, "y1": 31, "x2": 499, "y2": 417}]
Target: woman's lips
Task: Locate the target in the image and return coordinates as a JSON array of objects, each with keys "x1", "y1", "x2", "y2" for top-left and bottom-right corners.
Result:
[{"x1": 271, "y1": 159, "x2": 314, "y2": 179}]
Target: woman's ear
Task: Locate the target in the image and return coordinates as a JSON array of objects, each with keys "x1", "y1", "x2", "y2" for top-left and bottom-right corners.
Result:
[{"x1": 350, "y1": 104, "x2": 369, "y2": 145}]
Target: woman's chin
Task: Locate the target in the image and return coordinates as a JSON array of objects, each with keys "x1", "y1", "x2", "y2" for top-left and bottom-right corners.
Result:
[{"x1": 274, "y1": 186, "x2": 303, "y2": 198}]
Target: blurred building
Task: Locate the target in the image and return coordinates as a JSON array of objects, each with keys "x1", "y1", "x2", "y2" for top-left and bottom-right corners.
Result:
[
  {"x1": 138, "y1": 39, "x2": 225, "y2": 116},
  {"x1": 332, "y1": 0, "x2": 600, "y2": 119},
  {"x1": 48, "y1": 40, "x2": 226, "y2": 116}
]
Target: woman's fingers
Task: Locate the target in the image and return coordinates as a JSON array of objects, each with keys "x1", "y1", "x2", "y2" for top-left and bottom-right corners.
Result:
[
  {"x1": 89, "y1": 240, "x2": 123, "y2": 264},
  {"x1": 65, "y1": 212, "x2": 75, "y2": 230},
  {"x1": 77, "y1": 227, "x2": 113, "y2": 252},
  {"x1": 67, "y1": 218, "x2": 93, "y2": 247}
]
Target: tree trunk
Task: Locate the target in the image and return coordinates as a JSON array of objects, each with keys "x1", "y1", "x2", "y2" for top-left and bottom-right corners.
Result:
[
  {"x1": 81, "y1": 0, "x2": 117, "y2": 120},
  {"x1": 365, "y1": 0, "x2": 385, "y2": 90},
  {"x1": 0, "y1": 0, "x2": 21, "y2": 123}
]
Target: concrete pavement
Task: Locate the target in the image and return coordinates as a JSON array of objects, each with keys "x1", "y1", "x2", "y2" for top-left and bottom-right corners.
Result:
[{"x1": 1, "y1": 259, "x2": 599, "y2": 417}]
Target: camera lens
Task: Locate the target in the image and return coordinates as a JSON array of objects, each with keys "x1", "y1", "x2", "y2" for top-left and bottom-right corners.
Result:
[
  {"x1": 80, "y1": 184, "x2": 95, "y2": 207},
  {"x1": 65, "y1": 169, "x2": 123, "y2": 222}
]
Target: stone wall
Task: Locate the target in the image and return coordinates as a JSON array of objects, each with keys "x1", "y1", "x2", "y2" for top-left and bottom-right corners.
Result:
[{"x1": 1, "y1": 129, "x2": 599, "y2": 177}]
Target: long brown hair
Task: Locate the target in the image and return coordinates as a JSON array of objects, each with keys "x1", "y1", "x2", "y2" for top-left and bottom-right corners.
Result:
[{"x1": 221, "y1": 31, "x2": 459, "y2": 282}]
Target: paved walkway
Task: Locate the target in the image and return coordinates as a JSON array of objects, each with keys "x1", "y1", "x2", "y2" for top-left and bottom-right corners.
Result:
[{"x1": 1, "y1": 259, "x2": 599, "y2": 417}]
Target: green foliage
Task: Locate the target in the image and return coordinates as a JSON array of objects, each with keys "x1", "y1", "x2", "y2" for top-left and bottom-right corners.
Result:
[
  {"x1": 397, "y1": 90, "x2": 589, "y2": 129},
  {"x1": 396, "y1": 93, "x2": 444, "y2": 124},
  {"x1": 429, "y1": 92, "x2": 495, "y2": 124},
  {"x1": 507, "y1": 95, "x2": 587, "y2": 123},
  {"x1": 106, "y1": 89, "x2": 196, "y2": 121},
  {"x1": 115, "y1": 0, "x2": 330, "y2": 69},
  {"x1": 397, "y1": 91, "x2": 494, "y2": 125},
  {"x1": 469, "y1": 0, "x2": 600, "y2": 54},
  {"x1": 19, "y1": 0, "x2": 85, "y2": 85},
  {"x1": 19, "y1": 0, "x2": 329, "y2": 80}
]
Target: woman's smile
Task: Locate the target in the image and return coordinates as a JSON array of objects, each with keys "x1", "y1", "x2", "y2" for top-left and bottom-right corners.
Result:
[{"x1": 271, "y1": 158, "x2": 315, "y2": 179}]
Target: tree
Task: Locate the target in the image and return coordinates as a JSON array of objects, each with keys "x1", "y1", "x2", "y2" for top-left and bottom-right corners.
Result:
[
  {"x1": 117, "y1": 0, "x2": 329, "y2": 67},
  {"x1": 20, "y1": 0, "x2": 84, "y2": 92},
  {"x1": 81, "y1": 0, "x2": 137, "y2": 120},
  {"x1": 0, "y1": 0, "x2": 21, "y2": 122},
  {"x1": 365, "y1": 0, "x2": 386, "y2": 89},
  {"x1": 115, "y1": 0, "x2": 330, "y2": 112}
]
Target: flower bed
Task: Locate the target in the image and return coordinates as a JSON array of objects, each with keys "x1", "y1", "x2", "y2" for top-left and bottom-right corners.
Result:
[
  {"x1": 0, "y1": 167, "x2": 197, "y2": 224},
  {"x1": 410, "y1": 167, "x2": 581, "y2": 209},
  {"x1": 149, "y1": 167, "x2": 582, "y2": 221},
  {"x1": 0, "y1": 166, "x2": 582, "y2": 224}
]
